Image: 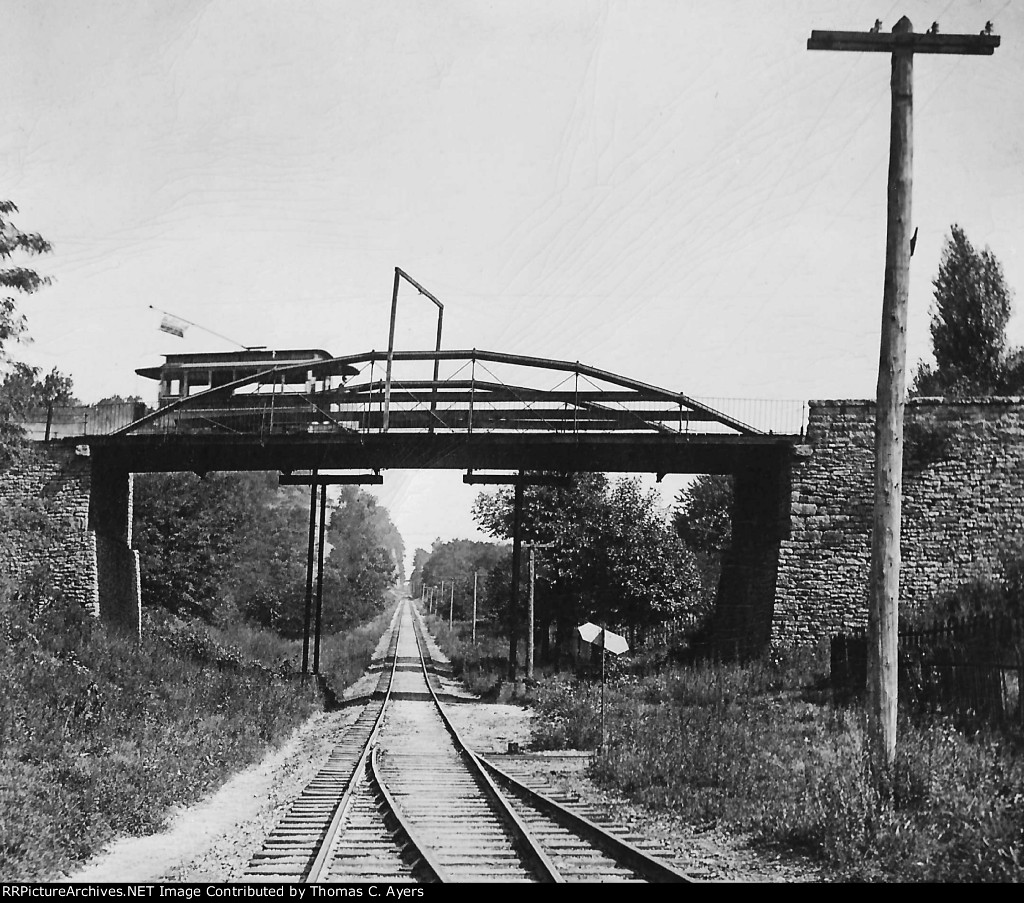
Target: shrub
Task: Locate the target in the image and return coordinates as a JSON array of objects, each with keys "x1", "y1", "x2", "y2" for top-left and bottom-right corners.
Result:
[
  {"x1": 0, "y1": 589, "x2": 319, "y2": 881},
  {"x1": 527, "y1": 652, "x2": 1024, "y2": 881}
]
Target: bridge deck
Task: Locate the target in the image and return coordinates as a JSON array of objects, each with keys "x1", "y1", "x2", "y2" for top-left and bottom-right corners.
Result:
[{"x1": 89, "y1": 430, "x2": 799, "y2": 476}]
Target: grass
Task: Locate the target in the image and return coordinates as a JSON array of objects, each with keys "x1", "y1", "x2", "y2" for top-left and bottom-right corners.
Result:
[
  {"x1": 0, "y1": 590, "x2": 395, "y2": 882},
  {"x1": 318, "y1": 604, "x2": 399, "y2": 703},
  {"x1": 432, "y1": 620, "x2": 1024, "y2": 882},
  {"x1": 422, "y1": 615, "x2": 510, "y2": 697}
]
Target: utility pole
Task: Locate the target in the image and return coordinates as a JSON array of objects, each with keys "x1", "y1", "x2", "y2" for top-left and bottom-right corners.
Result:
[
  {"x1": 449, "y1": 581, "x2": 455, "y2": 632},
  {"x1": 301, "y1": 473, "x2": 318, "y2": 682},
  {"x1": 464, "y1": 471, "x2": 571, "y2": 681},
  {"x1": 808, "y1": 16, "x2": 999, "y2": 786},
  {"x1": 281, "y1": 471, "x2": 384, "y2": 679},
  {"x1": 313, "y1": 483, "x2": 328, "y2": 674},
  {"x1": 509, "y1": 478, "x2": 524, "y2": 680},
  {"x1": 527, "y1": 546, "x2": 535, "y2": 680},
  {"x1": 472, "y1": 570, "x2": 478, "y2": 645}
]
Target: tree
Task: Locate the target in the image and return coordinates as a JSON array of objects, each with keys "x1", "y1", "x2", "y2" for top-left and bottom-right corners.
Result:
[
  {"x1": 473, "y1": 473, "x2": 610, "y2": 656},
  {"x1": 595, "y1": 478, "x2": 702, "y2": 645},
  {"x1": 409, "y1": 548, "x2": 431, "y2": 596},
  {"x1": 0, "y1": 202, "x2": 54, "y2": 460},
  {"x1": 323, "y1": 486, "x2": 402, "y2": 629},
  {"x1": 0, "y1": 364, "x2": 77, "y2": 460},
  {"x1": 673, "y1": 474, "x2": 733, "y2": 599},
  {"x1": 134, "y1": 474, "x2": 404, "y2": 636},
  {"x1": 0, "y1": 364, "x2": 75, "y2": 410},
  {"x1": 473, "y1": 473, "x2": 703, "y2": 659},
  {"x1": 415, "y1": 538, "x2": 508, "y2": 622},
  {"x1": 0, "y1": 201, "x2": 52, "y2": 358},
  {"x1": 911, "y1": 224, "x2": 1019, "y2": 397},
  {"x1": 133, "y1": 472, "x2": 303, "y2": 625}
]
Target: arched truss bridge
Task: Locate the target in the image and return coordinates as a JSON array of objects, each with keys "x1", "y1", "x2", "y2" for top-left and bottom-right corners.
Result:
[{"x1": 117, "y1": 349, "x2": 803, "y2": 441}]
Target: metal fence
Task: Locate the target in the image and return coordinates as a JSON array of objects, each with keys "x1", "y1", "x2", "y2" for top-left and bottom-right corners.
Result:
[
  {"x1": 15, "y1": 402, "x2": 147, "y2": 439},
  {"x1": 832, "y1": 614, "x2": 1024, "y2": 731}
]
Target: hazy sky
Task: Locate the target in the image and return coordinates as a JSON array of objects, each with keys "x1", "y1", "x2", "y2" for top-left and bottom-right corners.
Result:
[{"x1": 6, "y1": 0, "x2": 1022, "y2": 564}]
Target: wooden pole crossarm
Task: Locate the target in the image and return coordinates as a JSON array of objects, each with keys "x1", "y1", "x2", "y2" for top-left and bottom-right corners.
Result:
[
  {"x1": 462, "y1": 472, "x2": 573, "y2": 487},
  {"x1": 280, "y1": 474, "x2": 384, "y2": 486},
  {"x1": 808, "y1": 30, "x2": 999, "y2": 55}
]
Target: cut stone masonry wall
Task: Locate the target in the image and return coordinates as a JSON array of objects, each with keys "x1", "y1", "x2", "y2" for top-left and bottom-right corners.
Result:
[
  {"x1": 773, "y1": 398, "x2": 1024, "y2": 648},
  {"x1": 1, "y1": 441, "x2": 140, "y2": 630},
  {"x1": 0, "y1": 443, "x2": 99, "y2": 614}
]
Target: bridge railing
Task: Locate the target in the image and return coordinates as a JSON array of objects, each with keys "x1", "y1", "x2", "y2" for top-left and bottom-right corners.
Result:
[
  {"x1": 689, "y1": 398, "x2": 808, "y2": 437},
  {"x1": 15, "y1": 402, "x2": 148, "y2": 440}
]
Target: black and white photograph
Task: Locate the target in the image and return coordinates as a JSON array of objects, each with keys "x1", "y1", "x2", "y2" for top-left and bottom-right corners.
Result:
[{"x1": 2, "y1": 0, "x2": 1022, "y2": 887}]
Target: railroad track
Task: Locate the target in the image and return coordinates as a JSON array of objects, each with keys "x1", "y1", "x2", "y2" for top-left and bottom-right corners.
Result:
[{"x1": 244, "y1": 597, "x2": 695, "y2": 884}]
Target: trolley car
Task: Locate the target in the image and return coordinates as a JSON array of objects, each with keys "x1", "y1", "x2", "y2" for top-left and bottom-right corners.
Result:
[{"x1": 134, "y1": 348, "x2": 361, "y2": 435}]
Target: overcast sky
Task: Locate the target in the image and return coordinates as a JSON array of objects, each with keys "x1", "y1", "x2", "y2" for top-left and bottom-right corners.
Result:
[{"x1": 6, "y1": 0, "x2": 1022, "y2": 565}]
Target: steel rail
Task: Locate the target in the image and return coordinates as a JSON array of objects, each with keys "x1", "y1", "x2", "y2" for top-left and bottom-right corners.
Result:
[
  {"x1": 477, "y1": 756, "x2": 695, "y2": 883},
  {"x1": 367, "y1": 746, "x2": 447, "y2": 882},
  {"x1": 244, "y1": 603, "x2": 406, "y2": 881},
  {"x1": 400, "y1": 604, "x2": 695, "y2": 882},
  {"x1": 251, "y1": 599, "x2": 695, "y2": 883},
  {"x1": 302, "y1": 609, "x2": 405, "y2": 883},
  {"x1": 391, "y1": 602, "x2": 565, "y2": 882}
]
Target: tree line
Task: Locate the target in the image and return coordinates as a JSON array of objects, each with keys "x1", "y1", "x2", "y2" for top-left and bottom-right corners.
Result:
[
  {"x1": 411, "y1": 473, "x2": 722, "y2": 662},
  {"x1": 135, "y1": 475, "x2": 404, "y2": 635}
]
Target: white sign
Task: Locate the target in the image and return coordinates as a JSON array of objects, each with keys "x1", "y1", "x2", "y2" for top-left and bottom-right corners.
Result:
[
  {"x1": 159, "y1": 314, "x2": 188, "y2": 338},
  {"x1": 576, "y1": 622, "x2": 629, "y2": 655}
]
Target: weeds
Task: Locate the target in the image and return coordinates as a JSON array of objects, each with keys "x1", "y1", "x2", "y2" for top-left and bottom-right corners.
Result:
[
  {"x1": 586, "y1": 660, "x2": 1024, "y2": 881},
  {"x1": 0, "y1": 590, "x2": 393, "y2": 881},
  {"x1": 429, "y1": 619, "x2": 1024, "y2": 882},
  {"x1": 424, "y1": 616, "x2": 509, "y2": 697},
  {"x1": 318, "y1": 605, "x2": 397, "y2": 703}
]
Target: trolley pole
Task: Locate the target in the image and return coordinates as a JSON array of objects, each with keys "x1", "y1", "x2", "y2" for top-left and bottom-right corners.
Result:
[{"x1": 808, "y1": 16, "x2": 999, "y2": 787}]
